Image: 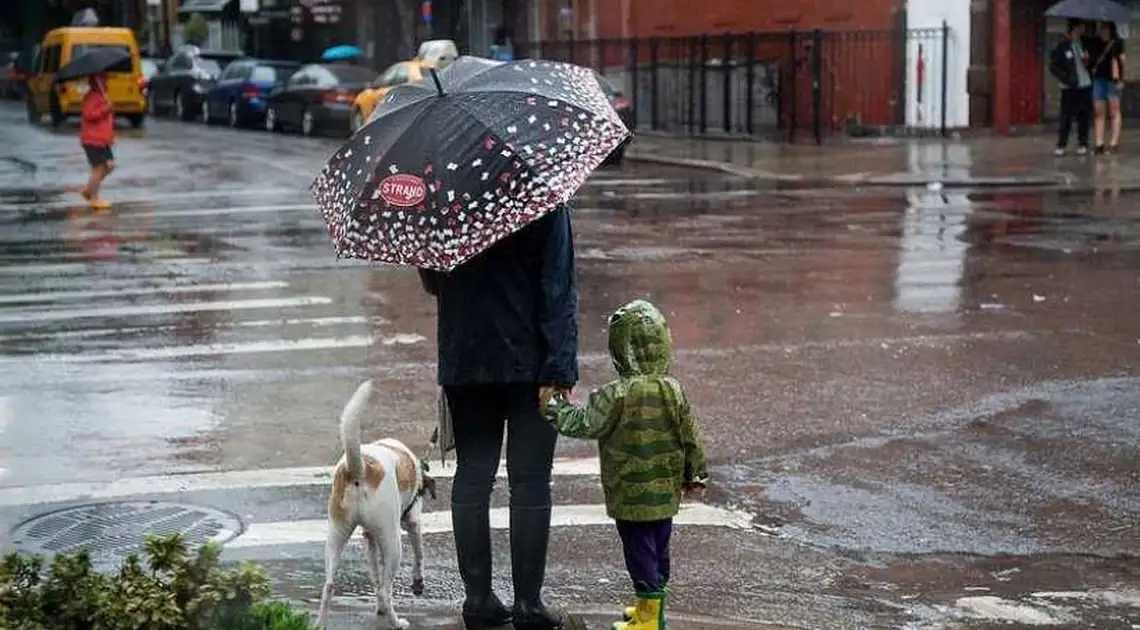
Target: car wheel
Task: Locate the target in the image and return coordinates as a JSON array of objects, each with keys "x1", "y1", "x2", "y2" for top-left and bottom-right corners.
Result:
[
  {"x1": 25, "y1": 95, "x2": 39, "y2": 124},
  {"x1": 301, "y1": 108, "x2": 315, "y2": 137},
  {"x1": 350, "y1": 108, "x2": 364, "y2": 134},
  {"x1": 200, "y1": 100, "x2": 210, "y2": 124},
  {"x1": 265, "y1": 106, "x2": 278, "y2": 132},
  {"x1": 228, "y1": 101, "x2": 240, "y2": 128},
  {"x1": 128, "y1": 114, "x2": 145, "y2": 129}
]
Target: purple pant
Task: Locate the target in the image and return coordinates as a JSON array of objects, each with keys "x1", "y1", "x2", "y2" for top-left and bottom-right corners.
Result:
[{"x1": 615, "y1": 518, "x2": 673, "y2": 592}]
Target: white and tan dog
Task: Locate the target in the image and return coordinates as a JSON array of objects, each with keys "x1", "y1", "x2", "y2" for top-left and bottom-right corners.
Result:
[{"x1": 317, "y1": 380, "x2": 436, "y2": 629}]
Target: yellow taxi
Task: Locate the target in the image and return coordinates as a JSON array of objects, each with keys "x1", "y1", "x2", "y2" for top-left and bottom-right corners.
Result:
[
  {"x1": 351, "y1": 39, "x2": 458, "y2": 132},
  {"x1": 25, "y1": 27, "x2": 147, "y2": 129}
]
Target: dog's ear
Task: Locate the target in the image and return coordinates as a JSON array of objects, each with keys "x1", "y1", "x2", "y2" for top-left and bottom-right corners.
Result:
[{"x1": 422, "y1": 475, "x2": 438, "y2": 500}]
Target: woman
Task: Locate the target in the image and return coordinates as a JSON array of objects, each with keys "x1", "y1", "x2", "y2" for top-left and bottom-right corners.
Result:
[
  {"x1": 419, "y1": 205, "x2": 578, "y2": 630},
  {"x1": 1087, "y1": 21, "x2": 1126, "y2": 153}
]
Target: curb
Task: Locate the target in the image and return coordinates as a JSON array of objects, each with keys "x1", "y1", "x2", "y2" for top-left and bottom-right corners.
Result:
[{"x1": 626, "y1": 152, "x2": 1090, "y2": 190}]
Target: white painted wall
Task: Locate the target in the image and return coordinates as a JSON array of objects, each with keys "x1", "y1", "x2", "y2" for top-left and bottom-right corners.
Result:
[{"x1": 906, "y1": 0, "x2": 971, "y2": 128}]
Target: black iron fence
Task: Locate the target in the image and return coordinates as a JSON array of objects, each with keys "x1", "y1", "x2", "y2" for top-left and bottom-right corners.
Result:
[{"x1": 517, "y1": 24, "x2": 952, "y2": 143}]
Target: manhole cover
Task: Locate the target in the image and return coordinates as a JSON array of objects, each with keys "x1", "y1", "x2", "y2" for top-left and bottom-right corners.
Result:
[{"x1": 10, "y1": 501, "x2": 243, "y2": 567}]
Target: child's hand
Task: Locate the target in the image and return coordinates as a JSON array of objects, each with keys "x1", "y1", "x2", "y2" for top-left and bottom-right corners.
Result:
[{"x1": 682, "y1": 482, "x2": 706, "y2": 502}]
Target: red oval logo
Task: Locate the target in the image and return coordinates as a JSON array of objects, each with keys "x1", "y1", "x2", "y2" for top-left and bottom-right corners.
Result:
[{"x1": 377, "y1": 174, "x2": 427, "y2": 208}]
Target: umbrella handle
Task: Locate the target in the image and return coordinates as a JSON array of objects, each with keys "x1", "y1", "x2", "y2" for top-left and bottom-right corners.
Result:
[{"x1": 430, "y1": 68, "x2": 444, "y2": 96}]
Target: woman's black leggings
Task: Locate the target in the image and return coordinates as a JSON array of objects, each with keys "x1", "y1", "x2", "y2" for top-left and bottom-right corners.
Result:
[{"x1": 445, "y1": 384, "x2": 558, "y2": 509}]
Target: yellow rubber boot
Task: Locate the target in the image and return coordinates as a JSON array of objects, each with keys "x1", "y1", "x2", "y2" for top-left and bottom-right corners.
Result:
[
  {"x1": 624, "y1": 585, "x2": 667, "y2": 623},
  {"x1": 610, "y1": 591, "x2": 664, "y2": 630}
]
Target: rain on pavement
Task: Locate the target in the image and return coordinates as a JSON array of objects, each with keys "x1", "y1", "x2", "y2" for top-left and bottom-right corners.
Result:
[{"x1": 0, "y1": 101, "x2": 1137, "y2": 630}]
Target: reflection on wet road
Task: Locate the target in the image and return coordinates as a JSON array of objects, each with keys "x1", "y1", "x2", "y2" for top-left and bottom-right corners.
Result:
[{"x1": 0, "y1": 103, "x2": 1138, "y2": 629}]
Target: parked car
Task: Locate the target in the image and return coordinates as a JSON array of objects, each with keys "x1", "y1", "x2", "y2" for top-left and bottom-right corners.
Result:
[
  {"x1": 351, "y1": 39, "x2": 458, "y2": 132},
  {"x1": 593, "y1": 70, "x2": 634, "y2": 165},
  {"x1": 264, "y1": 63, "x2": 377, "y2": 137},
  {"x1": 25, "y1": 27, "x2": 146, "y2": 128},
  {"x1": 201, "y1": 58, "x2": 297, "y2": 128},
  {"x1": 147, "y1": 45, "x2": 241, "y2": 121}
]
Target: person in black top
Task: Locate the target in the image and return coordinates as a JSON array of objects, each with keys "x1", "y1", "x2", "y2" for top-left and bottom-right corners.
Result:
[
  {"x1": 1049, "y1": 19, "x2": 1093, "y2": 156},
  {"x1": 1087, "y1": 21, "x2": 1126, "y2": 153}
]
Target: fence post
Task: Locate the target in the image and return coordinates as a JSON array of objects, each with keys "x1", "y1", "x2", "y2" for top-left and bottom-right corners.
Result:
[
  {"x1": 745, "y1": 32, "x2": 756, "y2": 136},
  {"x1": 811, "y1": 29, "x2": 823, "y2": 144},
  {"x1": 941, "y1": 20, "x2": 950, "y2": 137},
  {"x1": 629, "y1": 37, "x2": 639, "y2": 129},
  {"x1": 788, "y1": 29, "x2": 798, "y2": 143},
  {"x1": 649, "y1": 37, "x2": 660, "y2": 131},
  {"x1": 722, "y1": 32, "x2": 733, "y2": 133},
  {"x1": 699, "y1": 34, "x2": 709, "y2": 134}
]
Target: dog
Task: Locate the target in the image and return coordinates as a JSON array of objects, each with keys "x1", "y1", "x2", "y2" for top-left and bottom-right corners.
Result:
[{"x1": 317, "y1": 380, "x2": 438, "y2": 629}]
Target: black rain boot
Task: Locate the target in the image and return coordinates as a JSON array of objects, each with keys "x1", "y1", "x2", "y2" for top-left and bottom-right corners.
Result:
[
  {"x1": 510, "y1": 505, "x2": 565, "y2": 630},
  {"x1": 452, "y1": 502, "x2": 512, "y2": 629}
]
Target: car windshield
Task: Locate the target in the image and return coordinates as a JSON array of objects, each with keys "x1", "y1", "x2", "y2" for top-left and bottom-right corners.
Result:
[
  {"x1": 70, "y1": 44, "x2": 133, "y2": 73},
  {"x1": 251, "y1": 65, "x2": 285, "y2": 83},
  {"x1": 198, "y1": 59, "x2": 222, "y2": 76},
  {"x1": 328, "y1": 65, "x2": 377, "y2": 84}
]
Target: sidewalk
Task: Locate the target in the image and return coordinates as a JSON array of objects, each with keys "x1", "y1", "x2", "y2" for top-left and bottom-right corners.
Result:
[{"x1": 625, "y1": 133, "x2": 1140, "y2": 189}]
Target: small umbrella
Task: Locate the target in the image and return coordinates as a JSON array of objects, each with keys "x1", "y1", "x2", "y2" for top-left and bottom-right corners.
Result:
[
  {"x1": 310, "y1": 56, "x2": 630, "y2": 270},
  {"x1": 1045, "y1": 0, "x2": 1130, "y2": 23},
  {"x1": 53, "y1": 47, "x2": 130, "y2": 84},
  {"x1": 321, "y1": 45, "x2": 363, "y2": 62}
]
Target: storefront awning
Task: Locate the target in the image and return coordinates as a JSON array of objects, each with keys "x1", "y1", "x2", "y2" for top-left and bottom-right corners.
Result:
[{"x1": 178, "y1": 0, "x2": 234, "y2": 14}]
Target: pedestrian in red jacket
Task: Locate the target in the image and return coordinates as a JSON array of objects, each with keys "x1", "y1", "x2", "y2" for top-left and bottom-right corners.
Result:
[{"x1": 79, "y1": 73, "x2": 115, "y2": 209}]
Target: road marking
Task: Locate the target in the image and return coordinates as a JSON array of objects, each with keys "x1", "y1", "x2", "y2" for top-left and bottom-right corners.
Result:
[
  {"x1": 624, "y1": 190, "x2": 757, "y2": 201},
  {"x1": 0, "y1": 315, "x2": 372, "y2": 342},
  {"x1": 0, "y1": 281, "x2": 289, "y2": 305},
  {"x1": 126, "y1": 204, "x2": 316, "y2": 218},
  {"x1": 0, "y1": 187, "x2": 304, "y2": 212},
  {"x1": 0, "y1": 296, "x2": 332, "y2": 325},
  {"x1": 0, "y1": 262, "x2": 90, "y2": 276},
  {"x1": 227, "y1": 503, "x2": 755, "y2": 549},
  {"x1": 9, "y1": 335, "x2": 376, "y2": 363},
  {"x1": 585, "y1": 178, "x2": 671, "y2": 187},
  {"x1": 0, "y1": 457, "x2": 603, "y2": 507}
]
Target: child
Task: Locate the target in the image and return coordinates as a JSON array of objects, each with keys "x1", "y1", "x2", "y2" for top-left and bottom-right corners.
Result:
[
  {"x1": 543, "y1": 299, "x2": 708, "y2": 630},
  {"x1": 78, "y1": 73, "x2": 115, "y2": 209}
]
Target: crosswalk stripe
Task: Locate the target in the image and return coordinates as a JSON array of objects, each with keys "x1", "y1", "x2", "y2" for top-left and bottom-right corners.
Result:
[
  {"x1": 0, "y1": 457, "x2": 603, "y2": 507},
  {"x1": 0, "y1": 187, "x2": 304, "y2": 212},
  {"x1": 0, "y1": 280, "x2": 289, "y2": 305},
  {"x1": 6, "y1": 335, "x2": 377, "y2": 364},
  {"x1": 0, "y1": 296, "x2": 332, "y2": 324},
  {"x1": 0, "y1": 315, "x2": 372, "y2": 342},
  {"x1": 225, "y1": 503, "x2": 756, "y2": 549}
]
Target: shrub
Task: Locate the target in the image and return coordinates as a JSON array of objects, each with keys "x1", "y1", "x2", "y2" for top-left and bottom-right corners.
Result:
[
  {"x1": 0, "y1": 533, "x2": 314, "y2": 630},
  {"x1": 183, "y1": 13, "x2": 209, "y2": 47}
]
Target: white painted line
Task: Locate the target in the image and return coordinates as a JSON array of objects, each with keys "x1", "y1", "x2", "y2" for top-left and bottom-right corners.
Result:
[
  {"x1": 12, "y1": 335, "x2": 375, "y2": 363},
  {"x1": 0, "y1": 296, "x2": 332, "y2": 325},
  {"x1": 0, "y1": 263, "x2": 89, "y2": 276},
  {"x1": 0, "y1": 457, "x2": 603, "y2": 507},
  {"x1": 585, "y1": 178, "x2": 671, "y2": 187},
  {"x1": 0, "y1": 187, "x2": 304, "y2": 212},
  {"x1": 228, "y1": 503, "x2": 755, "y2": 549},
  {"x1": 625, "y1": 190, "x2": 757, "y2": 201},
  {"x1": 0, "y1": 281, "x2": 289, "y2": 305},
  {"x1": 124, "y1": 204, "x2": 315, "y2": 219},
  {"x1": 0, "y1": 315, "x2": 371, "y2": 342}
]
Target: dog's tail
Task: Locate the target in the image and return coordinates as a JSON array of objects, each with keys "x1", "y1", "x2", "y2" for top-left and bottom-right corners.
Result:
[{"x1": 339, "y1": 380, "x2": 373, "y2": 481}]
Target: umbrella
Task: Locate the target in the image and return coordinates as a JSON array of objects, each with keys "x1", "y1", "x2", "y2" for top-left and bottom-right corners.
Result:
[
  {"x1": 310, "y1": 55, "x2": 630, "y2": 270},
  {"x1": 1045, "y1": 0, "x2": 1130, "y2": 23},
  {"x1": 321, "y1": 45, "x2": 363, "y2": 62},
  {"x1": 53, "y1": 47, "x2": 130, "y2": 84}
]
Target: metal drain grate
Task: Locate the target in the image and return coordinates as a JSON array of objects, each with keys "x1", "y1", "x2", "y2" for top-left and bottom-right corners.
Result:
[{"x1": 10, "y1": 501, "x2": 243, "y2": 567}]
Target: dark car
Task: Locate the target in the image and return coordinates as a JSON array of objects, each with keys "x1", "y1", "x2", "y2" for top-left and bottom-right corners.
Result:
[
  {"x1": 148, "y1": 45, "x2": 242, "y2": 121},
  {"x1": 201, "y1": 58, "x2": 297, "y2": 128},
  {"x1": 593, "y1": 71, "x2": 634, "y2": 165},
  {"x1": 138, "y1": 56, "x2": 163, "y2": 104},
  {"x1": 264, "y1": 63, "x2": 377, "y2": 137}
]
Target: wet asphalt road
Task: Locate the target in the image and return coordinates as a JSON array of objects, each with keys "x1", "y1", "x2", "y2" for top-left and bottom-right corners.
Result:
[{"x1": 0, "y1": 101, "x2": 1138, "y2": 630}]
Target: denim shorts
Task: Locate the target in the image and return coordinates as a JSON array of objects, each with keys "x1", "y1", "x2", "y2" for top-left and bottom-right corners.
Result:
[{"x1": 1093, "y1": 78, "x2": 1122, "y2": 102}]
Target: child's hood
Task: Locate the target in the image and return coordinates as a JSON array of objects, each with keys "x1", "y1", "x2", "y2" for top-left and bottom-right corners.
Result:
[{"x1": 607, "y1": 299, "x2": 672, "y2": 377}]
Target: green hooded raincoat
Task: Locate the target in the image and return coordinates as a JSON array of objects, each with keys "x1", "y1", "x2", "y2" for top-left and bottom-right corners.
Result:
[{"x1": 546, "y1": 299, "x2": 709, "y2": 522}]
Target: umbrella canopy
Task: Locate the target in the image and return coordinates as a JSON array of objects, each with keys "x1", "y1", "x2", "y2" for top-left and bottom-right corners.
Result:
[
  {"x1": 310, "y1": 55, "x2": 630, "y2": 270},
  {"x1": 321, "y1": 45, "x2": 363, "y2": 62},
  {"x1": 53, "y1": 47, "x2": 131, "y2": 83},
  {"x1": 1046, "y1": 0, "x2": 1130, "y2": 23}
]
